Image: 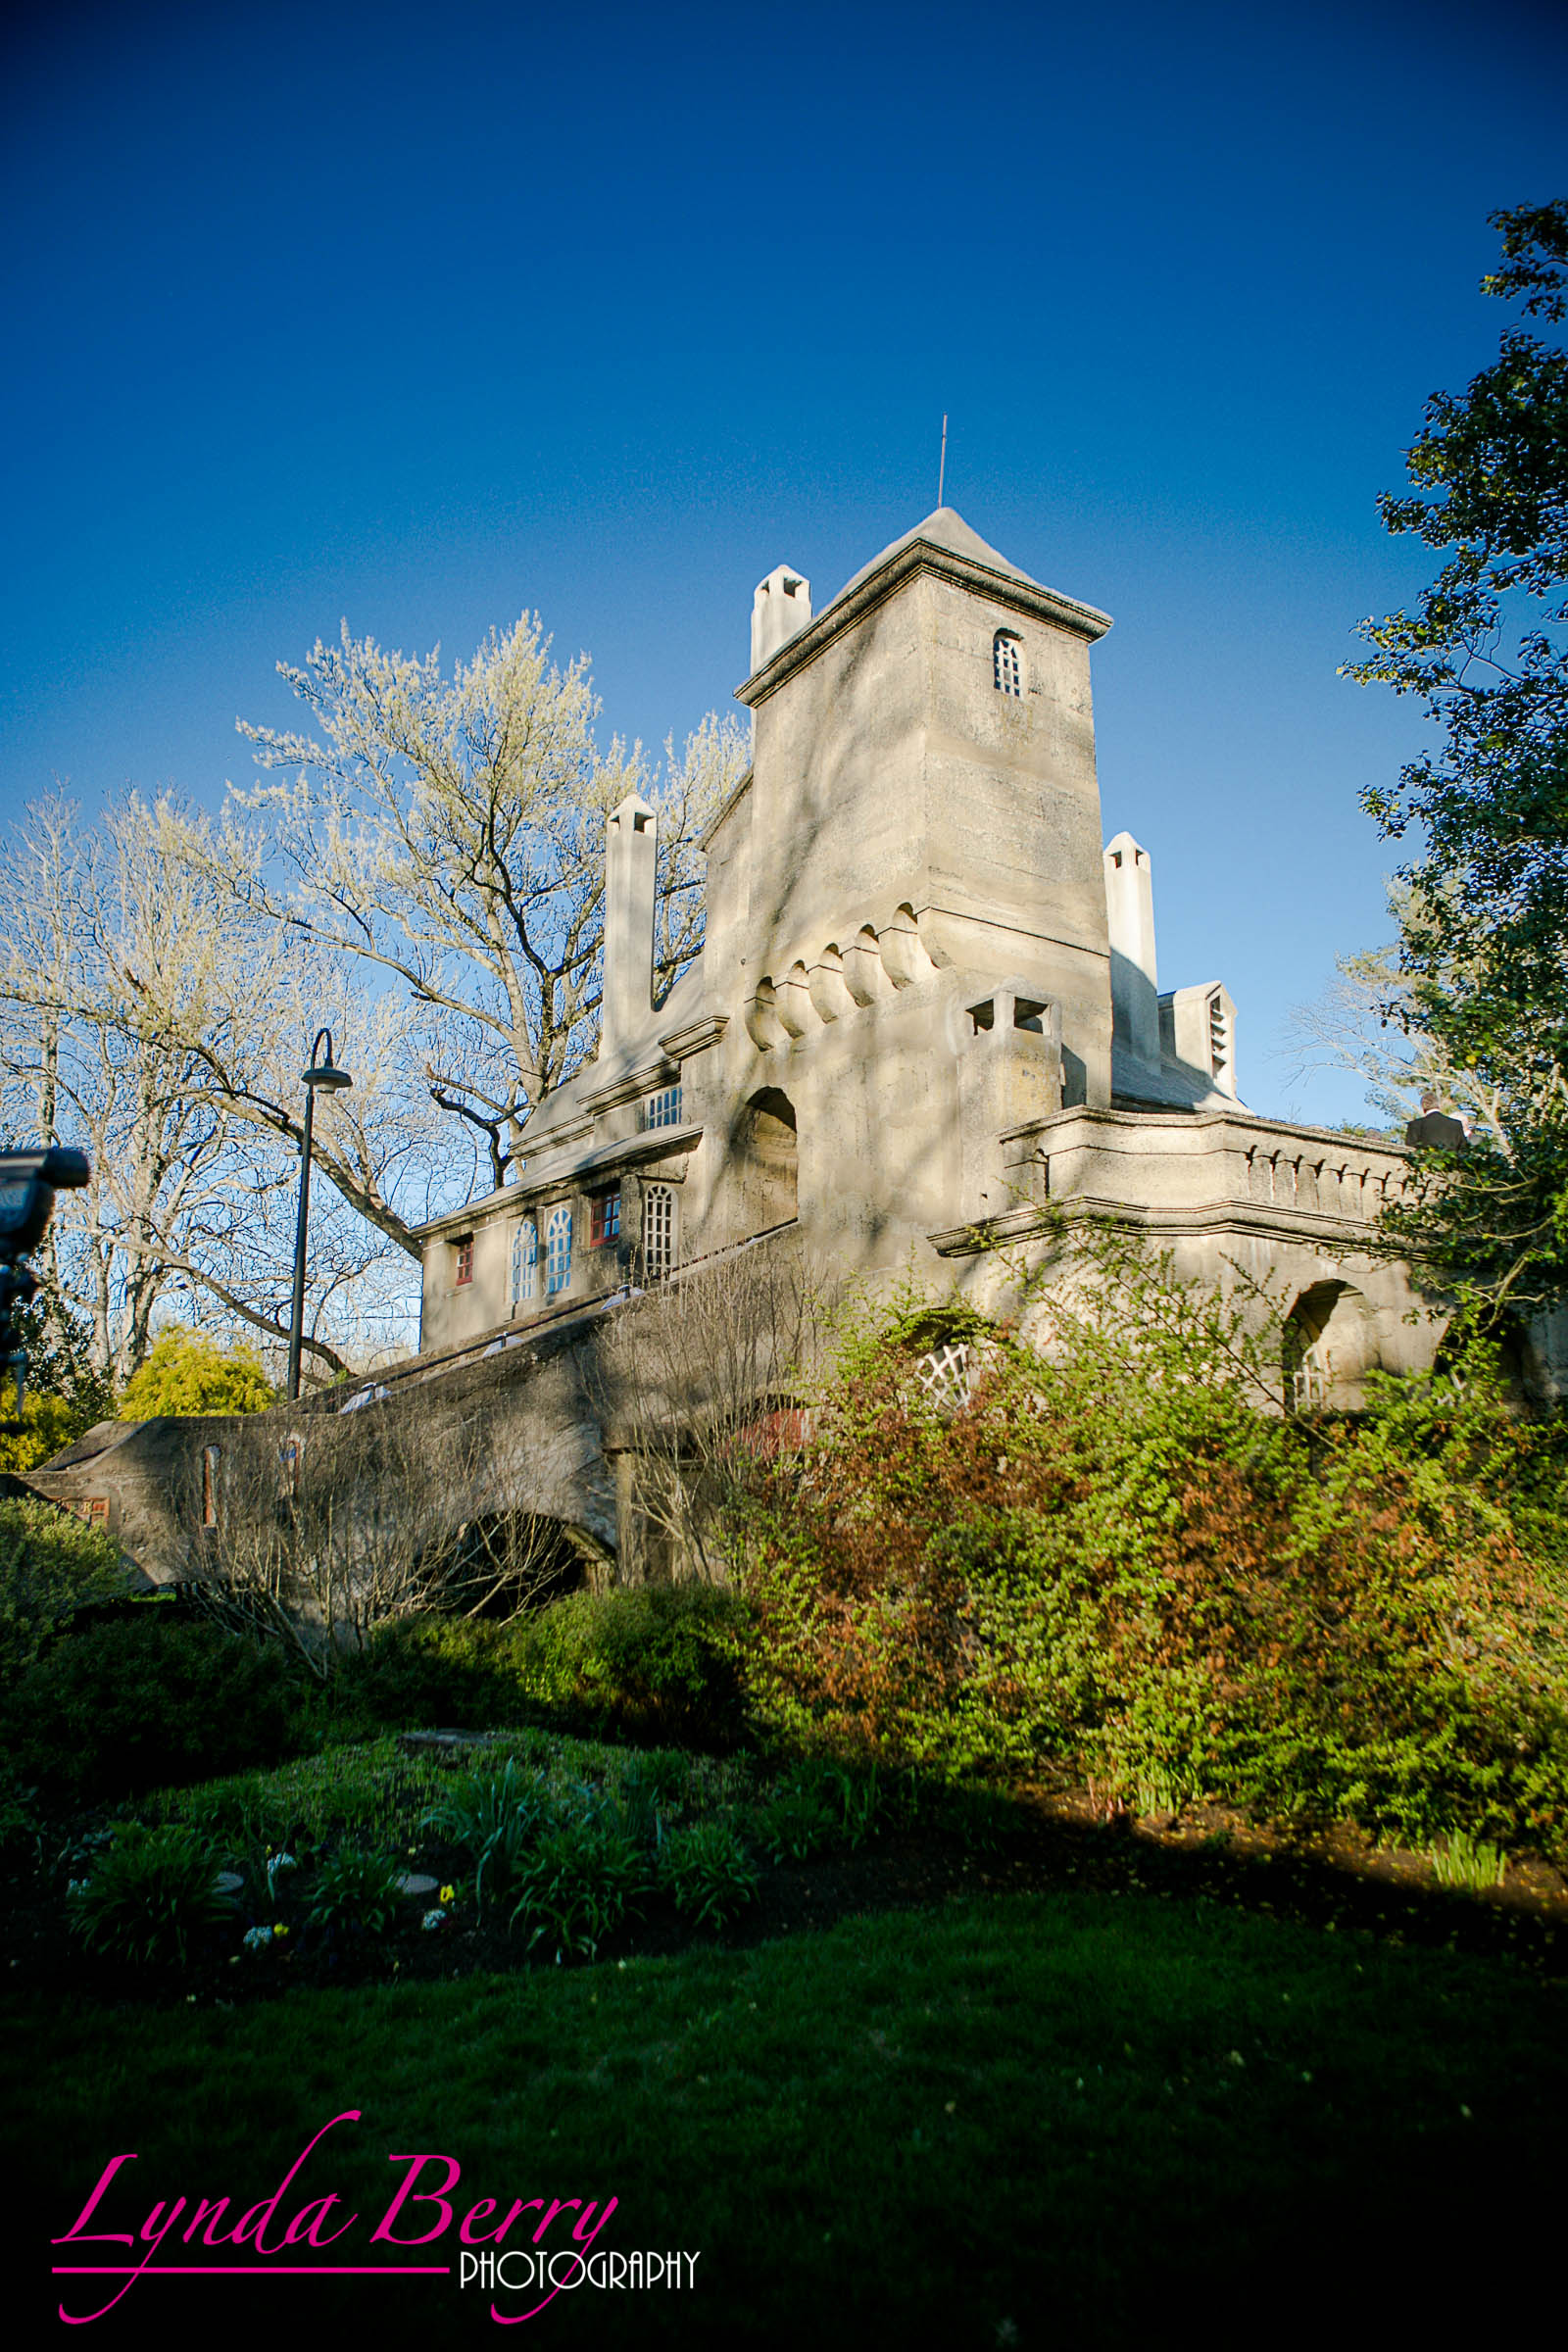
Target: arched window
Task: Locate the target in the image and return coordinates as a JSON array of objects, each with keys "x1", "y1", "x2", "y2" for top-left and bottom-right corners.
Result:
[
  {"x1": 642, "y1": 1183, "x2": 676, "y2": 1282},
  {"x1": 993, "y1": 629, "x2": 1022, "y2": 697},
  {"x1": 545, "y1": 1205, "x2": 572, "y2": 1297},
  {"x1": 512, "y1": 1217, "x2": 537, "y2": 1308}
]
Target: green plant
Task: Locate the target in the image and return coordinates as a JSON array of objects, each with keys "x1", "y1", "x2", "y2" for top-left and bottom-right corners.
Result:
[
  {"x1": 749, "y1": 1779, "x2": 841, "y2": 1865},
  {"x1": 749, "y1": 1761, "x2": 886, "y2": 1862},
  {"x1": 509, "y1": 1586, "x2": 751, "y2": 1747},
  {"x1": 306, "y1": 1846, "x2": 406, "y2": 1938},
  {"x1": 659, "y1": 1817, "x2": 760, "y2": 1930},
  {"x1": 66, "y1": 1825, "x2": 230, "y2": 1966},
  {"x1": 1430, "y1": 1832, "x2": 1509, "y2": 1892},
  {"x1": 4, "y1": 1615, "x2": 305, "y2": 1800},
  {"x1": 510, "y1": 1814, "x2": 648, "y2": 1962},
  {"x1": 118, "y1": 1329, "x2": 276, "y2": 1418},
  {"x1": 329, "y1": 1616, "x2": 521, "y2": 1733},
  {"x1": 0, "y1": 1757, "x2": 41, "y2": 1859},
  {"x1": 724, "y1": 1272, "x2": 1568, "y2": 1860},
  {"x1": 422, "y1": 1757, "x2": 554, "y2": 1918},
  {"x1": 0, "y1": 1497, "x2": 123, "y2": 1689},
  {"x1": 928, "y1": 1781, "x2": 1025, "y2": 1857},
  {"x1": 829, "y1": 1762, "x2": 884, "y2": 1851},
  {"x1": 149, "y1": 1737, "x2": 447, "y2": 1851}
]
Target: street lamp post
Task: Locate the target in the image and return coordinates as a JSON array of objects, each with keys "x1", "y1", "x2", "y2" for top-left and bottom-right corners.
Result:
[{"x1": 287, "y1": 1028, "x2": 353, "y2": 1402}]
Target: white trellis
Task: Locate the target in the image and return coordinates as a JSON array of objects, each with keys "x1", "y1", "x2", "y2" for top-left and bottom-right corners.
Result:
[{"x1": 913, "y1": 1341, "x2": 979, "y2": 1414}]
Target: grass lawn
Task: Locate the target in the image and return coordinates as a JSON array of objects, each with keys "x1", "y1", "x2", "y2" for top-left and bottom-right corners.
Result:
[{"x1": 12, "y1": 1881, "x2": 1567, "y2": 2348}]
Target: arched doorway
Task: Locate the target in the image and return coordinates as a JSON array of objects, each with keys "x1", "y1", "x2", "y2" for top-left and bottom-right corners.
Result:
[
  {"x1": 733, "y1": 1087, "x2": 798, "y2": 1232},
  {"x1": 1283, "y1": 1281, "x2": 1380, "y2": 1412},
  {"x1": 1433, "y1": 1309, "x2": 1545, "y2": 1407}
]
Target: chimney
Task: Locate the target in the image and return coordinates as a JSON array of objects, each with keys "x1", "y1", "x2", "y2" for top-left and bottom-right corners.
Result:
[
  {"x1": 603, "y1": 790, "x2": 658, "y2": 1056},
  {"x1": 1102, "y1": 831, "x2": 1159, "y2": 1069},
  {"x1": 751, "y1": 564, "x2": 812, "y2": 674}
]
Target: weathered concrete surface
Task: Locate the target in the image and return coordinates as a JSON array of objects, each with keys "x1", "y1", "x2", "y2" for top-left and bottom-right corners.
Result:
[{"x1": 33, "y1": 508, "x2": 1567, "y2": 1583}]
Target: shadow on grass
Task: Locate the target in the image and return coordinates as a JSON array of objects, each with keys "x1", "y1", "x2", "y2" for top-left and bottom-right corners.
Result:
[{"x1": 12, "y1": 1878, "x2": 1565, "y2": 2349}]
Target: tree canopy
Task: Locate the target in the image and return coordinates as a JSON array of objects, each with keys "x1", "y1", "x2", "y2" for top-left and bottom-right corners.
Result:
[
  {"x1": 1348, "y1": 200, "x2": 1568, "y2": 1309},
  {"x1": 117, "y1": 1330, "x2": 276, "y2": 1420},
  {"x1": 219, "y1": 616, "x2": 745, "y2": 1192}
]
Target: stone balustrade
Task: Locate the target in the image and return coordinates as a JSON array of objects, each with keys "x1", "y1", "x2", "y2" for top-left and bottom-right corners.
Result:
[{"x1": 931, "y1": 1104, "x2": 1410, "y2": 1254}]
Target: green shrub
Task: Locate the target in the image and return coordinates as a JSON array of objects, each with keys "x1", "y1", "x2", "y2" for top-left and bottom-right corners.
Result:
[
  {"x1": 5, "y1": 1615, "x2": 305, "y2": 1800},
  {"x1": 0, "y1": 1497, "x2": 123, "y2": 1689},
  {"x1": 510, "y1": 1586, "x2": 751, "y2": 1747},
  {"x1": 67, "y1": 1824, "x2": 229, "y2": 1966},
  {"x1": 306, "y1": 1846, "x2": 405, "y2": 1938},
  {"x1": 510, "y1": 1813, "x2": 649, "y2": 1962},
  {"x1": 422, "y1": 1758, "x2": 554, "y2": 1919},
  {"x1": 660, "y1": 1817, "x2": 760, "y2": 1929},
  {"x1": 117, "y1": 1330, "x2": 275, "y2": 1418},
  {"x1": 328, "y1": 1592, "x2": 750, "y2": 1749},
  {"x1": 722, "y1": 1266, "x2": 1568, "y2": 1861},
  {"x1": 329, "y1": 1617, "x2": 521, "y2": 1733}
]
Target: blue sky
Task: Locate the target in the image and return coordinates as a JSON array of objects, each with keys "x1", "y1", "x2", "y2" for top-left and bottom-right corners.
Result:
[{"x1": 4, "y1": 0, "x2": 1564, "y2": 1126}]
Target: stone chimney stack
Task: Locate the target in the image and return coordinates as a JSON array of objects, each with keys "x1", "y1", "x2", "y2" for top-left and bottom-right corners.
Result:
[
  {"x1": 751, "y1": 564, "x2": 812, "y2": 674},
  {"x1": 1103, "y1": 831, "x2": 1159, "y2": 1070},
  {"x1": 603, "y1": 789, "x2": 658, "y2": 1057}
]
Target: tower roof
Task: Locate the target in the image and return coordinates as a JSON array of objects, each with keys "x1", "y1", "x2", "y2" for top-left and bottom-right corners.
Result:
[
  {"x1": 736, "y1": 504, "x2": 1110, "y2": 709},
  {"x1": 830, "y1": 507, "x2": 1039, "y2": 608}
]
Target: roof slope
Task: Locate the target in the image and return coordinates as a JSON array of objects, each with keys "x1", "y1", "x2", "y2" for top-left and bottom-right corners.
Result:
[{"x1": 830, "y1": 507, "x2": 1038, "y2": 608}]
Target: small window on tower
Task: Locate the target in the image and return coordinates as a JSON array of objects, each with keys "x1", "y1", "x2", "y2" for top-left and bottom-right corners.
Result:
[
  {"x1": 454, "y1": 1235, "x2": 473, "y2": 1287},
  {"x1": 993, "y1": 630, "x2": 1022, "y2": 697}
]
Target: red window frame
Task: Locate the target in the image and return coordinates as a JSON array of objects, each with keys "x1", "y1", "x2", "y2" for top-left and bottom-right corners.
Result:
[
  {"x1": 454, "y1": 1234, "x2": 473, "y2": 1286},
  {"x1": 589, "y1": 1188, "x2": 621, "y2": 1248}
]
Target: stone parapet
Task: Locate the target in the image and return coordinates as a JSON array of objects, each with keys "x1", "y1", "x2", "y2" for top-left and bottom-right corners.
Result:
[{"x1": 930, "y1": 1105, "x2": 1409, "y2": 1255}]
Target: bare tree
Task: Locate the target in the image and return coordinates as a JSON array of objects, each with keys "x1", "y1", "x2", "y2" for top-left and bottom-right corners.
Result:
[
  {"x1": 1, "y1": 613, "x2": 750, "y2": 1388},
  {"x1": 593, "y1": 1237, "x2": 844, "y2": 1584},
  {"x1": 1283, "y1": 889, "x2": 1511, "y2": 1149},
  {"x1": 0, "y1": 792, "x2": 429, "y2": 1383},
  {"x1": 211, "y1": 618, "x2": 748, "y2": 1191}
]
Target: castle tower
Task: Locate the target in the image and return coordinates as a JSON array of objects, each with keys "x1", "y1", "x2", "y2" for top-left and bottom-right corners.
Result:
[{"x1": 719, "y1": 507, "x2": 1115, "y2": 1104}]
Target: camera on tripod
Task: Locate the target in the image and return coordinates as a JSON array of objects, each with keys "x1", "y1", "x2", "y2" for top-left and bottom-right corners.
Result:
[{"x1": 0, "y1": 1146, "x2": 90, "y2": 1430}]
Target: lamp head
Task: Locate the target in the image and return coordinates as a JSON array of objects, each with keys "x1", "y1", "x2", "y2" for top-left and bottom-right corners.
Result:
[{"x1": 302, "y1": 1027, "x2": 353, "y2": 1092}]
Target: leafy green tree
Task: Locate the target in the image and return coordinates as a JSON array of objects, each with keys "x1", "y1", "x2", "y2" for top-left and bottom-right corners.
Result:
[
  {"x1": 117, "y1": 1330, "x2": 276, "y2": 1419},
  {"x1": 0, "y1": 1291, "x2": 116, "y2": 1475},
  {"x1": 1348, "y1": 201, "x2": 1568, "y2": 1308}
]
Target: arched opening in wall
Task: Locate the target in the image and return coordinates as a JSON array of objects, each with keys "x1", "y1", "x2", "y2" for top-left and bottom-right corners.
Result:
[
  {"x1": 1283, "y1": 1281, "x2": 1380, "y2": 1413},
  {"x1": 733, "y1": 1087, "x2": 798, "y2": 1232},
  {"x1": 442, "y1": 1511, "x2": 596, "y2": 1619},
  {"x1": 1432, "y1": 1309, "x2": 1544, "y2": 1408}
]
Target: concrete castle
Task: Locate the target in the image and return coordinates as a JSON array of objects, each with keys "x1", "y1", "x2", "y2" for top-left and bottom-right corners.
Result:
[
  {"x1": 33, "y1": 509, "x2": 1567, "y2": 1584},
  {"x1": 413, "y1": 509, "x2": 1436, "y2": 1407}
]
